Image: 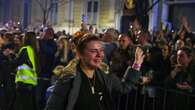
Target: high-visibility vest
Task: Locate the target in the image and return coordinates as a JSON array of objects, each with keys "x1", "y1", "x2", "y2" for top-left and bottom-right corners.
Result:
[{"x1": 15, "y1": 45, "x2": 37, "y2": 86}]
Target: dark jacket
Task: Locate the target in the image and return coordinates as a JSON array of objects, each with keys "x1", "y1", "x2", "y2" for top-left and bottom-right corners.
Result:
[
  {"x1": 109, "y1": 47, "x2": 134, "y2": 78},
  {"x1": 165, "y1": 62, "x2": 195, "y2": 93},
  {"x1": 44, "y1": 60, "x2": 141, "y2": 110},
  {"x1": 39, "y1": 39, "x2": 57, "y2": 78},
  {"x1": 0, "y1": 52, "x2": 16, "y2": 110}
]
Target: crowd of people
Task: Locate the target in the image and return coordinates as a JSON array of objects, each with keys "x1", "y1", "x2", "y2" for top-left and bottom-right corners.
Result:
[{"x1": 0, "y1": 15, "x2": 195, "y2": 110}]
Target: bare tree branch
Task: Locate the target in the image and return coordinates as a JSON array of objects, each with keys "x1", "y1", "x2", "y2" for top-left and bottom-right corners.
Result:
[
  {"x1": 35, "y1": 0, "x2": 45, "y2": 11},
  {"x1": 58, "y1": 0, "x2": 71, "y2": 7},
  {"x1": 34, "y1": 0, "x2": 72, "y2": 25}
]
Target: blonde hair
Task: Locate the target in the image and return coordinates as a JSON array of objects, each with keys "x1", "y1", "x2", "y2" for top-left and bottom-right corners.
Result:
[{"x1": 57, "y1": 36, "x2": 68, "y2": 62}]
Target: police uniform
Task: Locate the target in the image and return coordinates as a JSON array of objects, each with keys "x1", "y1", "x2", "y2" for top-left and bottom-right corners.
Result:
[{"x1": 15, "y1": 45, "x2": 38, "y2": 110}]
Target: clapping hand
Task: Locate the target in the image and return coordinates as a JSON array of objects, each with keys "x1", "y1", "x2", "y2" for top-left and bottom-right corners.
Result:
[
  {"x1": 140, "y1": 76, "x2": 152, "y2": 85},
  {"x1": 181, "y1": 16, "x2": 188, "y2": 27},
  {"x1": 132, "y1": 47, "x2": 145, "y2": 71},
  {"x1": 181, "y1": 16, "x2": 192, "y2": 33},
  {"x1": 176, "y1": 82, "x2": 192, "y2": 90},
  {"x1": 134, "y1": 46, "x2": 145, "y2": 65}
]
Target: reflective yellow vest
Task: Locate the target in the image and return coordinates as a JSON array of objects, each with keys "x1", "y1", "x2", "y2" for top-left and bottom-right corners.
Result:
[{"x1": 15, "y1": 45, "x2": 37, "y2": 86}]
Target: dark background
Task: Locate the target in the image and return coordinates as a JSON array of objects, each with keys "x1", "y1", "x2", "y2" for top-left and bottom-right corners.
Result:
[{"x1": 169, "y1": 0, "x2": 195, "y2": 32}]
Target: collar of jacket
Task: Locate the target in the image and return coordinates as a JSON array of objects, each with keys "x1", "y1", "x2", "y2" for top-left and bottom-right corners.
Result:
[
  {"x1": 59, "y1": 58, "x2": 110, "y2": 78},
  {"x1": 64, "y1": 63, "x2": 108, "y2": 110}
]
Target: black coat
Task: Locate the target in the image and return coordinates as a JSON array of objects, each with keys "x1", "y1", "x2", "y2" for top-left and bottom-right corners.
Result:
[
  {"x1": 44, "y1": 63, "x2": 141, "y2": 110},
  {"x1": 0, "y1": 52, "x2": 16, "y2": 109}
]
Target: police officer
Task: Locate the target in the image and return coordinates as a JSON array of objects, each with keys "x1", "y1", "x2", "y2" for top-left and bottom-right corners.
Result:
[{"x1": 15, "y1": 32, "x2": 39, "y2": 110}]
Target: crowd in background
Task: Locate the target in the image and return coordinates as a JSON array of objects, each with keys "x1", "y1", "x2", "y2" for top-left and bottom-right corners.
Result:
[{"x1": 0, "y1": 15, "x2": 195, "y2": 110}]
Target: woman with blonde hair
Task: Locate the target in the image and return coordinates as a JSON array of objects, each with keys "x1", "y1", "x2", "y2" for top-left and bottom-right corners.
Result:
[{"x1": 53, "y1": 36, "x2": 69, "y2": 67}]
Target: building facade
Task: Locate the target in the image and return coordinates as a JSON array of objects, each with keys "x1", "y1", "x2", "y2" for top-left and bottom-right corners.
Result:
[
  {"x1": 54, "y1": 0, "x2": 123, "y2": 33},
  {"x1": 0, "y1": 0, "x2": 122, "y2": 33},
  {"x1": 2, "y1": 0, "x2": 193, "y2": 33}
]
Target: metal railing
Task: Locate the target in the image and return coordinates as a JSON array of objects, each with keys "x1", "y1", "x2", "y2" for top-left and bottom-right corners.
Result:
[{"x1": 115, "y1": 86, "x2": 195, "y2": 110}]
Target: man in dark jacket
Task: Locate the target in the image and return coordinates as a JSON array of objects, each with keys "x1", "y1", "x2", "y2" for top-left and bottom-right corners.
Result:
[
  {"x1": 37, "y1": 27, "x2": 57, "y2": 110},
  {"x1": 0, "y1": 43, "x2": 16, "y2": 110},
  {"x1": 44, "y1": 34, "x2": 145, "y2": 110},
  {"x1": 110, "y1": 33, "x2": 134, "y2": 78}
]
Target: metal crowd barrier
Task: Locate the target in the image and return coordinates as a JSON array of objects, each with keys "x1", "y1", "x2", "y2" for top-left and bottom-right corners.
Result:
[{"x1": 116, "y1": 86, "x2": 195, "y2": 110}]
